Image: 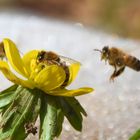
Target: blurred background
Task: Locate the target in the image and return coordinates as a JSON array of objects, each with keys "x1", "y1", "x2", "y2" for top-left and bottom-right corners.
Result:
[{"x1": 0, "y1": 0, "x2": 140, "y2": 39}]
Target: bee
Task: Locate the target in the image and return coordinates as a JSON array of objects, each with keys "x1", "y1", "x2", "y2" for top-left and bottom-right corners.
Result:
[
  {"x1": 37, "y1": 50, "x2": 80, "y2": 87},
  {"x1": 95, "y1": 46, "x2": 140, "y2": 81},
  {"x1": 0, "y1": 42, "x2": 5, "y2": 59}
]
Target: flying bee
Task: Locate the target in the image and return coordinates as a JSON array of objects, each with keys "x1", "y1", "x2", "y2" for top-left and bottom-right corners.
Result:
[
  {"x1": 0, "y1": 42, "x2": 5, "y2": 60},
  {"x1": 94, "y1": 46, "x2": 140, "y2": 81},
  {"x1": 37, "y1": 50, "x2": 80, "y2": 87}
]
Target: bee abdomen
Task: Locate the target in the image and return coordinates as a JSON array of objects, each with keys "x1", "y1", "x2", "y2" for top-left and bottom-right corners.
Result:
[{"x1": 125, "y1": 56, "x2": 140, "y2": 71}]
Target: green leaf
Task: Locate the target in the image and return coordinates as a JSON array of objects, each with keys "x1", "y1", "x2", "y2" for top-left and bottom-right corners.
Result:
[
  {"x1": 0, "y1": 85, "x2": 18, "y2": 109},
  {"x1": 0, "y1": 91, "x2": 16, "y2": 109},
  {"x1": 0, "y1": 87, "x2": 41, "y2": 140},
  {"x1": 0, "y1": 84, "x2": 18, "y2": 93},
  {"x1": 129, "y1": 128, "x2": 140, "y2": 140},
  {"x1": 11, "y1": 88, "x2": 41, "y2": 140},
  {"x1": 0, "y1": 130, "x2": 12, "y2": 140},
  {"x1": 0, "y1": 87, "x2": 28, "y2": 140},
  {"x1": 55, "y1": 108, "x2": 64, "y2": 137},
  {"x1": 40, "y1": 95, "x2": 58, "y2": 140},
  {"x1": 65, "y1": 97, "x2": 87, "y2": 116},
  {"x1": 0, "y1": 86, "x2": 27, "y2": 129},
  {"x1": 59, "y1": 97, "x2": 83, "y2": 131}
]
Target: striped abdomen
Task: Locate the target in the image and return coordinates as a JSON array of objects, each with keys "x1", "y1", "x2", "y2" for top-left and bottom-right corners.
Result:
[{"x1": 125, "y1": 55, "x2": 140, "y2": 71}]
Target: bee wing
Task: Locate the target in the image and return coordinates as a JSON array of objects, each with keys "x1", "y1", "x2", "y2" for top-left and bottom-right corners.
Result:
[
  {"x1": 115, "y1": 46, "x2": 138, "y2": 54},
  {"x1": 59, "y1": 55, "x2": 81, "y2": 65}
]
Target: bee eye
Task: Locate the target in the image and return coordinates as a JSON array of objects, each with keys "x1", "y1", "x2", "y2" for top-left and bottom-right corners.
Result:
[
  {"x1": 38, "y1": 56, "x2": 42, "y2": 60},
  {"x1": 37, "y1": 55, "x2": 44, "y2": 61},
  {"x1": 103, "y1": 50, "x2": 105, "y2": 53},
  {"x1": 102, "y1": 46, "x2": 109, "y2": 54}
]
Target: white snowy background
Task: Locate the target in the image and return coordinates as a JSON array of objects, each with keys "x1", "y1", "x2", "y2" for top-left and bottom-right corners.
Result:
[{"x1": 0, "y1": 9, "x2": 140, "y2": 140}]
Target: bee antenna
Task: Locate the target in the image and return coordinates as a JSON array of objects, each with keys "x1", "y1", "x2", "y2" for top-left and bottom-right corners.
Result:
[{"x1": 94, "y1": 49, "x2": 102, "y2": 53}]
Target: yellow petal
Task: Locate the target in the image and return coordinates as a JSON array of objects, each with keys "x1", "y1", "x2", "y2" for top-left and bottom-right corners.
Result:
[
  {"x1": 22, "y1": 50, "x2": 39, "y2": 74},
  {"x1": 29, "y1": 62, "x2": 45, "y2": 80},
  {"x1": 45, "y1": 87, "x2": 94, "y2": 96},
  {"x1": 0, "y1": 60, "x2": 35, "y2": 88},
  {"x1": 34, "y1": 65, "x2": 66, "y2": 90},
  {"x1": 67, "y1": 62, "x2": 81, "y2": 85},
  {"x1": 3, "y1": 38, "x2": 29, "y2": 77}
]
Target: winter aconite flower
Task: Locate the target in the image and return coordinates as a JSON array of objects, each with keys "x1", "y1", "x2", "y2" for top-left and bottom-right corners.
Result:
[
  {"x1": 0, "y1": 38, "x2": 93, "y2": 96},
  {"x1": 0, "y1": 38, "x2": 94, "y2": 140}
]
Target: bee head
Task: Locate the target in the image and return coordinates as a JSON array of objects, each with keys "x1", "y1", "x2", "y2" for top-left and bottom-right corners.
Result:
[
  {"x1": 37, "y1": 51, "x2": 46, "y2": 62},
  {"x1": 37, "y1": 51, "x2": 60, "y2": 63},
  {"x1": 101, "y1": 46, "x2": 109, "y2": 61}
]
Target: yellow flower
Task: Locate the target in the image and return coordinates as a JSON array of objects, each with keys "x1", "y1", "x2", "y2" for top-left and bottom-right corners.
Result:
[{"x1": 0, "y1": 38, "x2": 94, "y2": 96}]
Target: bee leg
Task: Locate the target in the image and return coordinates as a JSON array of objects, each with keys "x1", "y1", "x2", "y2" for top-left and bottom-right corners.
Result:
[
  {"x1": 110, "y1": 66, "x2": 125, "y2": 82},
  {"x1": 114, "y1": 66, "x2": 125, "y2": 77},
  {"x1": 110, "y1": 65, "x2": 117, "y2": 82}
]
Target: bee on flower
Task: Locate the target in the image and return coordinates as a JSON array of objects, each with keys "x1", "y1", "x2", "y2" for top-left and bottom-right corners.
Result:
[{"x1": 0, "y1": 38, "x2": 93, "y2": 97}]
